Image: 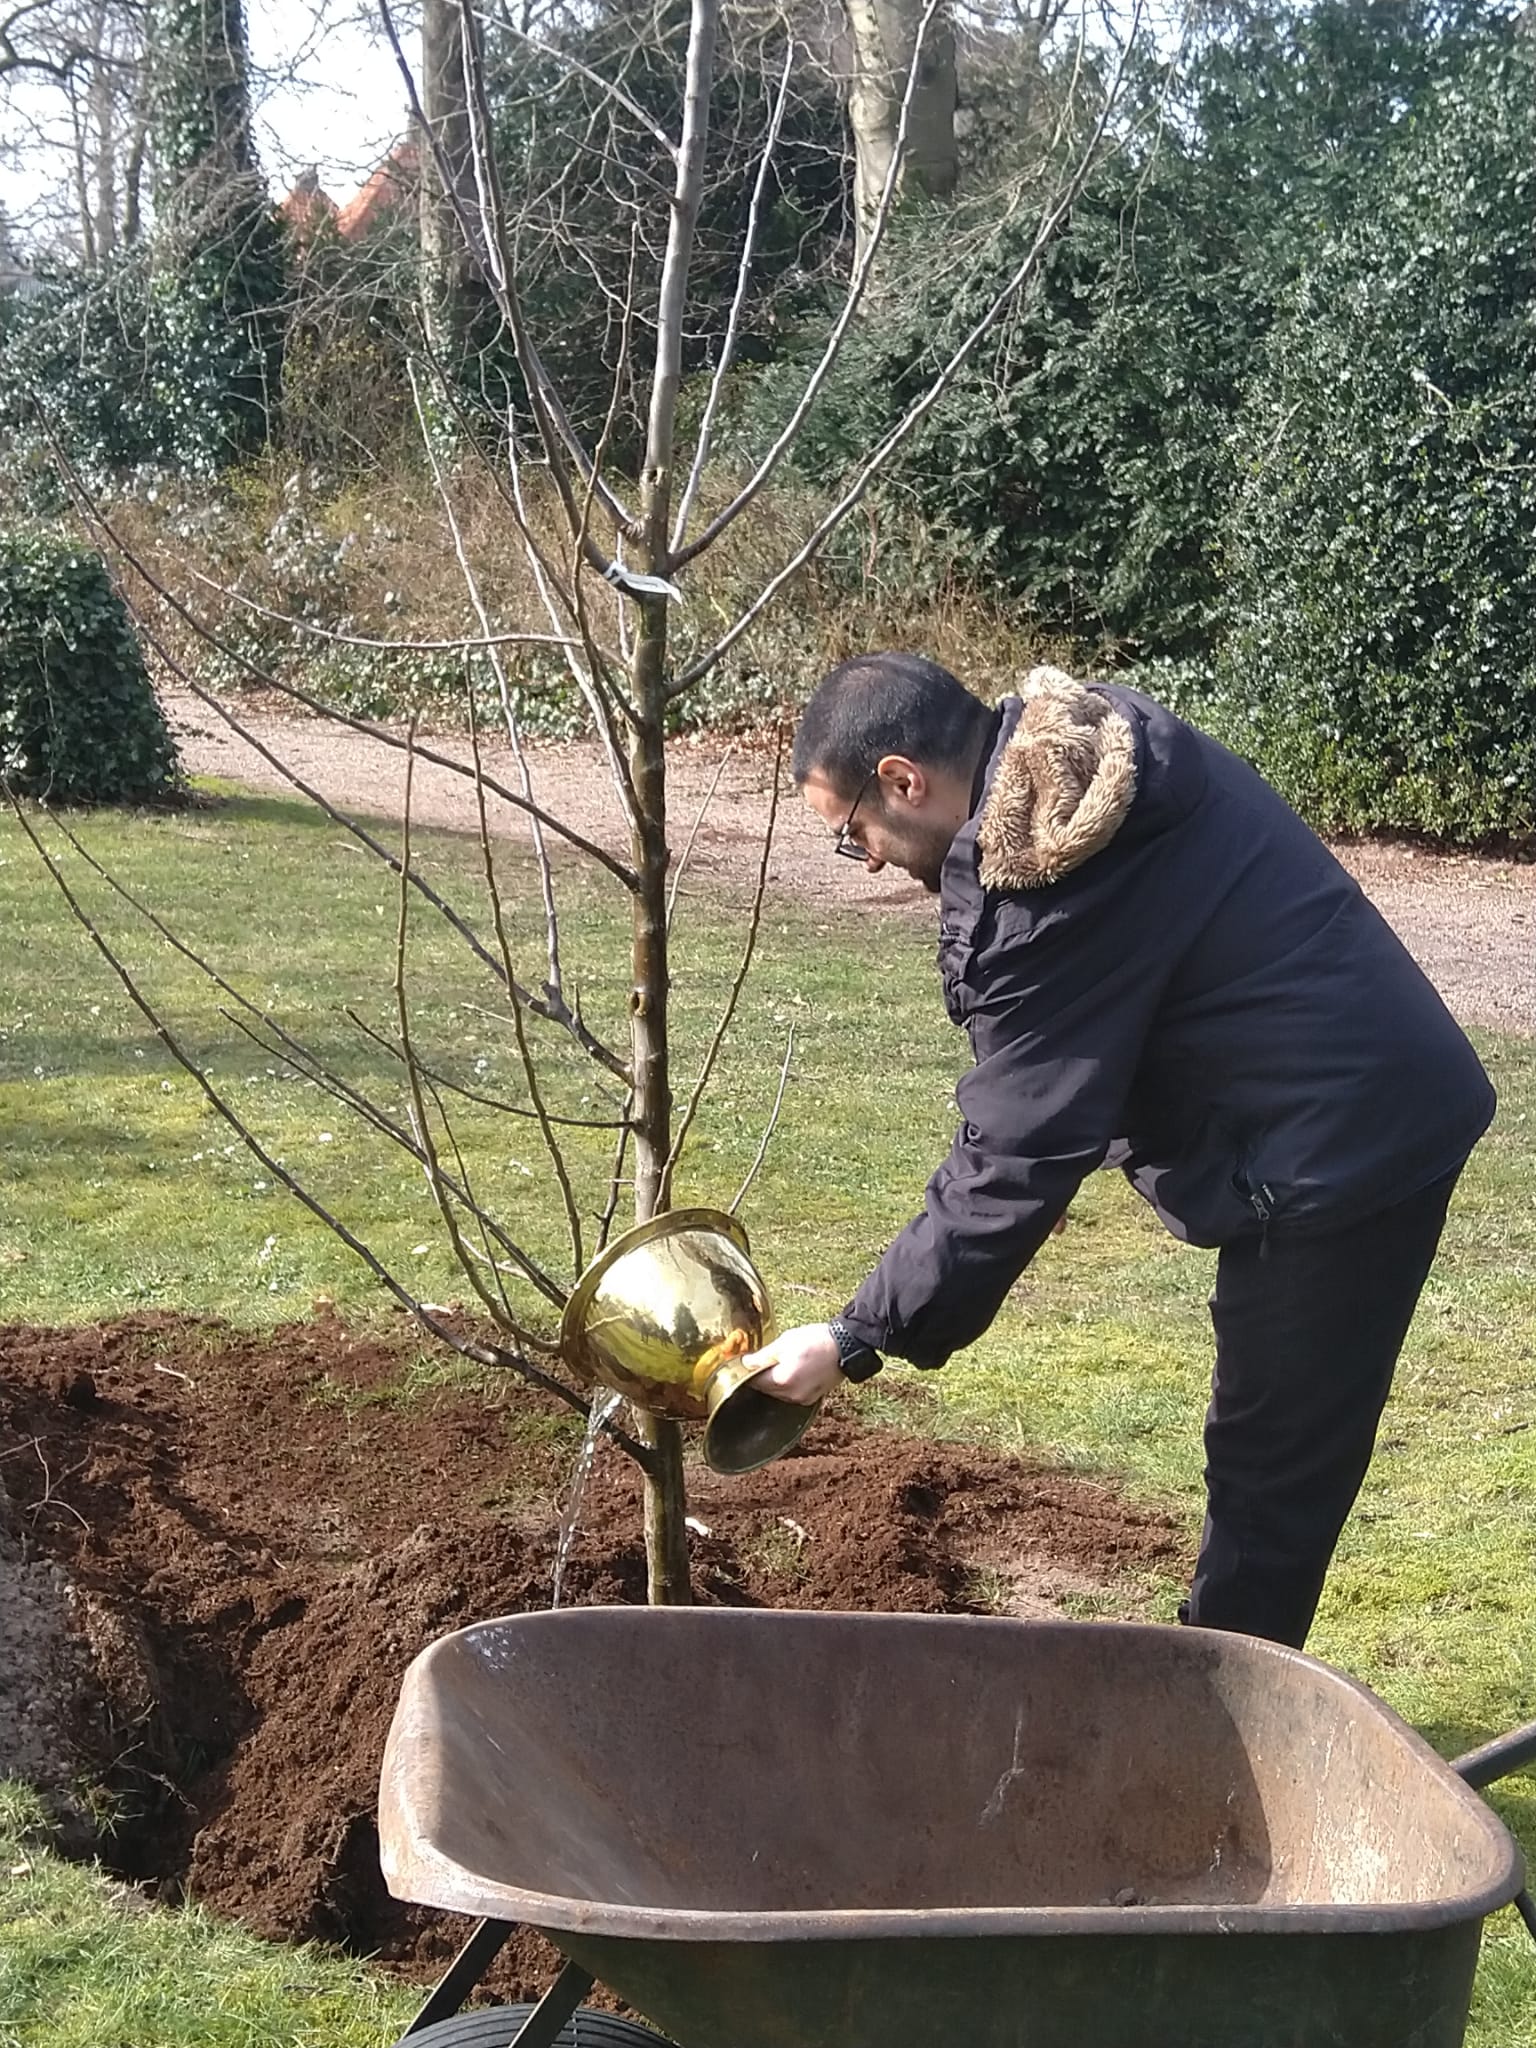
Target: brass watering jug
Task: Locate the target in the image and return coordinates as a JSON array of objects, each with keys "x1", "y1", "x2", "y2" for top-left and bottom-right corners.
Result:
[{"x1": 560, "y1": 1208, "x2": 819, "y2": 1475}]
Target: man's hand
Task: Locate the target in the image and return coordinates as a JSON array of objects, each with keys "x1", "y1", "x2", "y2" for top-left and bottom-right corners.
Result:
[{"x1": 740, "y1": 1323, "x2": 845, "y2": 1406}]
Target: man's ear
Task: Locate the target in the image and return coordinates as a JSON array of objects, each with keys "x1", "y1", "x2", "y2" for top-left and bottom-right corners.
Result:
[{"x1": 876, "y1": 754, "x2": 928, "y2": 807}]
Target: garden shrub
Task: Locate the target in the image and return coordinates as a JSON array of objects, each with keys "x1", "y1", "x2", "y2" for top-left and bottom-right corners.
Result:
[
  {"x1": 1187, "y1": 33, "x2": 1536, "y2": 843},
  {"x1": 0, "y1": 532, "x2": 181, "y2": 804},
  {"x1": 0, "y1": 245, "x2": 285, "y2": 506},
  {"x1": 728, "y1": 0, "x2": 1488, "y2": 662}
]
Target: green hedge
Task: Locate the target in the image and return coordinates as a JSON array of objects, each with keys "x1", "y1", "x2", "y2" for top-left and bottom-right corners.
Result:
[
  {"x1": 1177, "y1": 35, "x2": 1536, "y2": 844},
  {"x1": 0, "y1": 532, "x2": 181, "y2": 805}
]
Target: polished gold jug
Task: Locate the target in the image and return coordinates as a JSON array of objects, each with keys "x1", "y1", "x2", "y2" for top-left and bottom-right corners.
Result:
[{"x1": 559, "y1": 1207, "x2": 819, "y2": 1475}]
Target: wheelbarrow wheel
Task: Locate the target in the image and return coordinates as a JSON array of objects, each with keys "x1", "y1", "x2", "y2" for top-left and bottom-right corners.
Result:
[{"x1": 400, "y1": 2005, "x2": 671, "y2": 2047}]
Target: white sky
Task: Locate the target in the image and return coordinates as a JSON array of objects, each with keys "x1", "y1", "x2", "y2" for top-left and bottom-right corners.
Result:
[
  {"x1": 0, "y1": 0, "x2": 415, "y2": 250},
  {"x1": 245, "y1": 0, "x2": 414, "y2": 197}
]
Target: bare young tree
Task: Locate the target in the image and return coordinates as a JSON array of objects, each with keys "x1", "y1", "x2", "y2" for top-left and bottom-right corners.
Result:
[{"x1": 21, "y1": 0, "x2": 1159, "y2": 1605}]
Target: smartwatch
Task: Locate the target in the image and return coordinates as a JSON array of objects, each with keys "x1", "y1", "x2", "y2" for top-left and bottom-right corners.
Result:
[{"x1": 828, "y1": 1316, "x2": 883, "y2": 1383}]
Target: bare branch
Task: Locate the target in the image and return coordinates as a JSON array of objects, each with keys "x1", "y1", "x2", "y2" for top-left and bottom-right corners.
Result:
[
  {"x1": 595, "y1": 1092, "x2": 636, "y2": 1256},
  {"x1": 486, "y1": 8, "x2": 679, "y2": 162},
  {"x1": 466, "y1": 689, "x2": 587, "y2": 1278},
  {"x1": 566, "y1": 220, "x2": 643, "y2": 733},
  {"x1": 671, "y1": 38, "x2": 794, "y2": 551},
  {"x1": 221, "y1": 1006, "x2": 570, "y2": 1321},
  {"x1": 403, "y1": 319, "x2": 628, "y2": 690},
  {"x1": 666, "y1": 744, "x2": 733, "y2": 932},
  {"x1": 182, "y1": 573, "x2": 585, "y2": 657},
  {"x1": 394, "y1": 724, "x2": 524, "y2": 1331},
  {"x1": 178, "y1": 669, "x2": 631, "y2": 1079},
  {"x1": 668, "y1": 0, "x2": 946, "y2": 573},
  {"x1": 36, "y1": 426, "x2": 640, "y2": 888},
  {"x1": 419, "y1": 1063, "x2": 521, "y2": 1331},
  {"x1": 377, "y1": 0, "x2": 634, "y2": 548},
  {"x1": 1, "y1": 0, "x2": 96, "y2": 77},
  {"x1": 676, "y1": 9, "x2": 1147, "y2": 692},
  {"x1": 405, "y1": 359, "x2": 573, "y2": 1016},
  {"x1": 640, "y1": 0, "x2": 720, "y2": 557},
  {"x1": 657, "y1": 724, "x2": 783, "y2": 1207},
  {"x1": 30, "y1": 805, "x2": 572, "y2": 1316},
  {"x1": 506, "y1": 428, "x2": 643, "y2": 815},
  {"x1": 6, "y1": 787, "x2": 593, "y2": 1416},
  {"x1": 344, "y1": 1011, "x2": 628, "y2": 1129},
  {"x1": 729, "y1": 1023, "x2": 795, "y2": 1216}
]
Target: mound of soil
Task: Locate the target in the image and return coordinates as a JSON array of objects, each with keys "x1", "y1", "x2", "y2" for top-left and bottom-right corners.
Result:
[{"x1": 0, "y1": 1312, "x2": 1185, "y2": 1999}]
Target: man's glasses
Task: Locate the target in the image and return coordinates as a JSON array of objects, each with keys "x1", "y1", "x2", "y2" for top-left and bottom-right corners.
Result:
[{"x1": 833, "y1": 768, "x2": 879, "y2": 861}]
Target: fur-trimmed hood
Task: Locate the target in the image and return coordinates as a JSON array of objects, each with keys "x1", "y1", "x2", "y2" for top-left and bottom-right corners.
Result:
[{"x1": 976, "y1": 666, "x2": 1138, "y2": 890}]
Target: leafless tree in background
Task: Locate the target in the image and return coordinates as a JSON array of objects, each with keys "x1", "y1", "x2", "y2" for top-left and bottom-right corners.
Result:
[{"x1": 0, "y1": 0, "x2": 147, "y2": 255}]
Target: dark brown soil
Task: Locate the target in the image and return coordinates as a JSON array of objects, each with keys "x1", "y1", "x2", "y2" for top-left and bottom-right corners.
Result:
[{"x1": 0, "y1": 1311, "x2": 1185, "y2": 1999}]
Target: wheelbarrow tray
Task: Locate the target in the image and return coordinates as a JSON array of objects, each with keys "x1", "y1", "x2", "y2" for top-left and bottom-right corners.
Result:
[{"x1": 379, "y1": 1609, "x2": 1522, "y2": 2048}]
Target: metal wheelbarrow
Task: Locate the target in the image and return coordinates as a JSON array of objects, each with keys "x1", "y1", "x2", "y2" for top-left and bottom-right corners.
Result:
[{"x1": 378, "y1": 1609, "x2": 1535, "y2": 2048}]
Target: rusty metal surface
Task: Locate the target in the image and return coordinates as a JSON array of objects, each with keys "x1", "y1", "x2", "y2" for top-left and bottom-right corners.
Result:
[{"x1": 378, "y1": 1611, "x2": 1522, "y2": 2047}]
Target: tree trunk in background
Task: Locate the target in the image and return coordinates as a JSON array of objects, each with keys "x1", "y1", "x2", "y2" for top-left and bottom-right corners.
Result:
[
  {"x1": 844, "y1": 0, "x2": 957, "y2": 258},
  {"x1": 90, "y1": 18, "x2": 120, "y2": 262},
  {"x1": 69, "y1": 84, "x2": 96, "y2": 265},
  {"x1": 122, "y1": 110, "x2": 147, "y2": 244},
  {"x1": 149, "y1": 0, "x2": 262, "y2": 214},
  {"x1": 148, "y1": 0, "x2": 284, "y2": 448},
  {"x1": 419, "y1": 0, "x2": 479, "y2": 362}
]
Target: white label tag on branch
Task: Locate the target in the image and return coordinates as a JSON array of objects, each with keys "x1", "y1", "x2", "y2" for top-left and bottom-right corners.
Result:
[{"x1": 603, "y1": 563, "x2": 684, "y2": 603}]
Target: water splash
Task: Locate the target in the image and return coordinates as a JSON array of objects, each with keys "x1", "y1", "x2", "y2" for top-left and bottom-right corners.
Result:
[{"x1": 551, "y1": 1390, "x2": 623, "y2": 1610}]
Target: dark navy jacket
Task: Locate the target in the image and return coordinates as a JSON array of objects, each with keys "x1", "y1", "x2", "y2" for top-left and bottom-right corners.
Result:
[{"x1": 841, "y1": 687, "x2": 1495, "y2": 1369}]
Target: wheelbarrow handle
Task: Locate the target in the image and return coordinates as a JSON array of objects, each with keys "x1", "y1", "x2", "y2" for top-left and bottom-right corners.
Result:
[
  {"x1": 1449, "y1": 1721, "x2": 1536, "y2": 1954},
  {"x1": 1450, "y1": 1718, "x2": 1536, "y2": 1791}
]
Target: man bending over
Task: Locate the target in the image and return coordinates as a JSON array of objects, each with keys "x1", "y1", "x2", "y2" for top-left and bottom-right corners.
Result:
[{"x1": 746, "y1": 652, "x2": 1493, "y2": 1649}]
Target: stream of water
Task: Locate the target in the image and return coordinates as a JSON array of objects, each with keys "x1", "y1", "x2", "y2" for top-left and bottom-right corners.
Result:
[{"x1": 550, "y1": 1390, "x2": 623, "y2": 1610}]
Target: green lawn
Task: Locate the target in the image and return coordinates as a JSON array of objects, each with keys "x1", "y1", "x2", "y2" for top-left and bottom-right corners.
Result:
[
  {"x1": 1, "y1": 786, "x2": 1533, "y2": 2044},
  {"x1": 0, "y1": 1786, "x2": 414, "y2": 2048}
]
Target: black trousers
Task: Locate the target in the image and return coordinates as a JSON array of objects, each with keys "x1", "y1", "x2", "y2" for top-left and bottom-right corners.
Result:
[{"x1": 1182, "y1": 1166, "x2": 1462, "y2": 1651}]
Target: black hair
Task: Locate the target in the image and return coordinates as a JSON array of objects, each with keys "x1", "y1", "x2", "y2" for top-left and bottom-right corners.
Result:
[{"x1": 791, "y1": 652, "x2": 991, "y2": 796}]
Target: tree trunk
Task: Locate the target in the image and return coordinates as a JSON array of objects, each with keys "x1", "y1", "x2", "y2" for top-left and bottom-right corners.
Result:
[
  {"x1": 419, "y1": 0, "x2": 479, "y2": 363},
  {"x1": 91, "y1": 39, "x2": 119, "y2": 261},
  {"x1": 844, "y1": 0, "x2": 957, "y2": 260},
  {"x1": 637, "y1": 1412, "x2": 691, "y2": 1603},
  {"x1": 69, "y1": 84, "x2": 97, "y2": 265},
  {"x1": 123, "y1": 113, "x2": 147, "y2": 244},
  {"x1": 626, "y1": 612, "x2": 690, "y2": 1605},
  {"x1": 623, "y1": 0, "x2": 721, "y2": 1608}
]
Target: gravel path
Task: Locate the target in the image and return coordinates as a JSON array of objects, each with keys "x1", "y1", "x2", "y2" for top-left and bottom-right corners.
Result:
[{"x1": 167, "y1": 689, "x2": 1534, "y2": 1037}]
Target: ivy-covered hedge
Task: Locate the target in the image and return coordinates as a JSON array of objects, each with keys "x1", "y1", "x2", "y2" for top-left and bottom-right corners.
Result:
[
  {"x1": 1173, "y1": 34, "x2": 1536, "y2": 843},
  {"x1": 0, "y1": 533, "x2": 181, "y2": 805},
  {"x1": 729, "y1": 0, "x2": 1483, "y2": 661},
  {"x1": 0, "y1": 0, "x2": 284, "y2": 497},
  {"x1": 0, "y1": 235, "x2": 286, "y2": 502}
]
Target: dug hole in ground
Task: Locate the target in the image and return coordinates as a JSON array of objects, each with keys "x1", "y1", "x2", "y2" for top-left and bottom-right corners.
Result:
[{"x1": 0, "y1": 1309, "x2": 1181, "y2": 2002}]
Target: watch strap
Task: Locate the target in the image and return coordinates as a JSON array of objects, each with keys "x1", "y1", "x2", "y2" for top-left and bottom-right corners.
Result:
[{"x1": 828, "y1": 1316, "x2": 883, "y2": 1383}]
